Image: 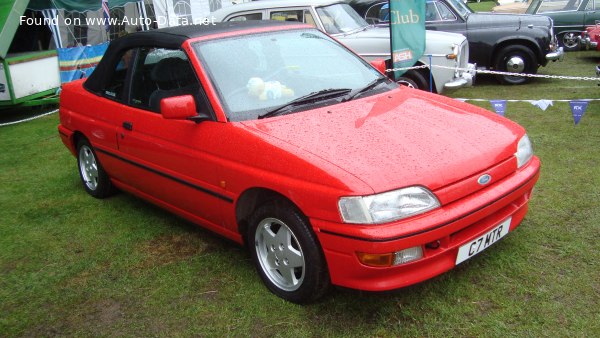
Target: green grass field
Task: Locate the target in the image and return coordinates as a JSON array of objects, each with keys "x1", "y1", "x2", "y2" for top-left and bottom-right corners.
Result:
[{"x1": 2, "y1": 41, "x2": 600, "y2": 338}]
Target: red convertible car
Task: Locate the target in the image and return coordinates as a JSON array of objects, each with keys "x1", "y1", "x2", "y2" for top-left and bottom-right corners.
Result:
[{"x1": 58, "y1": 21, "x2": 540, "y2": 303}]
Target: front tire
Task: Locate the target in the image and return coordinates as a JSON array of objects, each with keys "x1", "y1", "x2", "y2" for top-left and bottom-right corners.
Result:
[
  {"x1": 247, "y1": 200, "x2": 330, "y2": 303},
  {"x1": 396, "y1": 69, "x2": 430, "y2": 91},
  {"x1": 494, "y1": 45, "x2": 537, "y2": 85},
  {"x1": 77, "y1": 138, "x2": 114, "y2": 198}
]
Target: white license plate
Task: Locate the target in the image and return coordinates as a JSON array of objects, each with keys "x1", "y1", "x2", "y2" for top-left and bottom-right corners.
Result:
[{"x1": 455, "y1": 217, "x2": 512, "y2": 265}]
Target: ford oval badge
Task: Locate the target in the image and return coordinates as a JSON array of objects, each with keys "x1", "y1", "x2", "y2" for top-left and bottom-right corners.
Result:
[{"x1": 478, "y1": 174, "x2": 492, "y2": 185}]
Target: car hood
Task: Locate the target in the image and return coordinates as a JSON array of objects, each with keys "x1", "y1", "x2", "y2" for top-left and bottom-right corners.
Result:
[
  {"x1": 466, "y1": 12, "x2": 551, "y2": 31},
  {"x1": 335, "y1": 26, "x2": 466, "y2": 55},
  {"x1": 240, "y1": 88, "x2": 522, "y2": 194}
]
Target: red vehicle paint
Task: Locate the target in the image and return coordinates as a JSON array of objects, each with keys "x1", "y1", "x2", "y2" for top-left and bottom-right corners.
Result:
[
  {"x1": 58, "y1": 21, "x2": 540, "y2": 303},
  {"x1": 581, "y1": 24, "x2": 600, "y2": 50}
]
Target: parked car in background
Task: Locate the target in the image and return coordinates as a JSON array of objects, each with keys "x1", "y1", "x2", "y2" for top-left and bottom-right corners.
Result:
[
  {"x1": 350, "y1": 0, "x2": 564, "y2": 84},
  {"x1": 211, "y1": 0, "x2": 475, "y2": 93},
  {"x1": 526, "y1": 0, "x2": 600, "y2": 51},
  {"x1": 492, "y1": 0, "x2": 531, "y2": 14},
  {"x1": 58, "y1": 20, "x2": 541, "y2": 304}
]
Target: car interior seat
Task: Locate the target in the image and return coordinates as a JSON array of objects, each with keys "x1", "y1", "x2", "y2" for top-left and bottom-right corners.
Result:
[{"x1": 149, "y1": 57, "x2": 199, "y2": 113}]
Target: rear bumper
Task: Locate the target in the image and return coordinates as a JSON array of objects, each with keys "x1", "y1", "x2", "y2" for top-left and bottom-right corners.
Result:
[
  {"x1": 313, "y1": 157, "x2": 540, "y2": 291},
  {"x1": 58, "y1": 124, "x2": 76, "y2": 156}
]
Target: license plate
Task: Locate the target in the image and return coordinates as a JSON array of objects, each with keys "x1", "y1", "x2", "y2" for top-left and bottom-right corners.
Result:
[{"x1": 455, "y1": 217, "x2": 511, "y2": 265}]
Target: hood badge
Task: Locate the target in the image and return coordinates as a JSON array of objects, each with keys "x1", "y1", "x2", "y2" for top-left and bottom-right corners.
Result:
[{"x1": 478, "y1": 174, "x2": 492, "y2": 185}]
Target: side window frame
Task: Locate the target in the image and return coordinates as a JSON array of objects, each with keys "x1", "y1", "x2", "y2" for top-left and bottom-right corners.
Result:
[
  {"x1": 102, "y1": 48, "x2": 138, "y2": 103},
  {"x1": 226, "y1": 11, "x2": 266, "y2": 21},
  {"x1": 269, "y1": 8, "x2": 316, "y2": 26},
  {"x1": 364, "y1": 3, "x2": 386, "y2": 24},
  {"x1": 436, "y1": 2, "x2": 458, "y2": 21},
  {"x1": 126, "y1": 46, "x2": 216, "y2": 120}
]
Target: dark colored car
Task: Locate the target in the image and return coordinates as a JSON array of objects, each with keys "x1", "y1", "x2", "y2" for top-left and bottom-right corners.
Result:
[
  {"x1": 526, "y1": 0, "x2": 600, "y2": 51},
  {"x1": 349, "y1": 0, "x2": 564, "y2": 84}
]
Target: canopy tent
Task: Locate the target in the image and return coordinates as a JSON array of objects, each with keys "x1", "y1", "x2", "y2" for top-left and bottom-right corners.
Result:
[
  {"x1": 0, "y1": 0, "x2": 29, "y2": 58},
  {"x1": 0, "y1": 0, "x2": 146, "y2": 58},
  {"x1": 28, "y1": 0, "x2": 136, "y2": 12},
  {"x1": 0, "y1": 0, "x2": 145, "y2": 107},
  {"x1": 0, "y1": 0, "x2": 248, "y2": 107}
]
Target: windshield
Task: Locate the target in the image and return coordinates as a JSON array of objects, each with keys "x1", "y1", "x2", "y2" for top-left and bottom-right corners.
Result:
[
  {"x1": 445, "y1": 0, "x2": 473, "y2": 17},
  {"x1": 193, "y1": 29, "x2": 390, "y2": 122},
  {"x1": 316, "y1": 4, "x2": 369, "y2": 34}
]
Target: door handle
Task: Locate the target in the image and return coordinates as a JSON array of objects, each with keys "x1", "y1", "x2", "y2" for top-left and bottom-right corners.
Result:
[{"x1": 123, "y1": 121, "x2": 133, "y2": 131}]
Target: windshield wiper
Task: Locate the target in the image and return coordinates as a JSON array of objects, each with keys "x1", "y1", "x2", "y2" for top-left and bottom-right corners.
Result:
[
  {"x1": 258, "y1": 88, "x2": 351, "y2": 119},
  {"x1": 342, "y1": 77, "x2": 389, "y2": 102}
]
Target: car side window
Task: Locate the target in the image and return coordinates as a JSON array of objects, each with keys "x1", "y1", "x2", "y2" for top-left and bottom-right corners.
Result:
[
  {"x1": 104, "y1": 49, "x2": 135, "y2": 101},
  {"x1": 436, "y1": 2, "x2": 457, "y2": 21},
  {"x1": 426, "y1": 2, "x2": 441, "y2": 21},
  {"x1": 229, "y1": 12, "x2": 263, "y2": 21},
  {"x1": 270, "y1": 9, "x2": 317, "y2": 27},
  {"x1": 426, "y1": 2, "x2": 457, "y2": 22},
  {"x1": 586, "y1": 0, "x2": 597, "y2": 10},
  {"x1": 539, "y1": 0, "x2": 580, "y2": 12},
  {"x1": 128, "y1": 47, "x2": 210, "y2": 114}
]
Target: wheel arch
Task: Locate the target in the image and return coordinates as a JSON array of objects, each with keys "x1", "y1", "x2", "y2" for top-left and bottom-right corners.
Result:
[
  {"x1": 491, "y1": 39, "x2": 543, "y2": 68},
  {"x1": 235, "y1": 187, "x2": 306, "y2": 246},
  {"x1": 72, "y1": 131, "x2": 87, "y2": 148},
  {"x1": 558, "y1": 30, "x2": 583, "y2": 50}
]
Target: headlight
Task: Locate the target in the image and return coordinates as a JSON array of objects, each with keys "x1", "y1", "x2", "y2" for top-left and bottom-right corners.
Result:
[
  {"x1": 516, "y1": 134, "x2": 534, "y2": 168},
  {"x1": 338, "y1": 186, "x2": 440, "y2": 224}
]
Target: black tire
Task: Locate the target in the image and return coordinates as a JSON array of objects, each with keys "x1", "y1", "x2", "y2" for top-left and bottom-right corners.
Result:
[
  {"x1": 494, "y1": 45, "x2": 537, "y2": 85},
  {"x1": 76, "y1": 138, "x2": 115, "y2": 198},
  {"x1": 247, "y1": 200, "x2": 330, "y2": 303},
  {"x1": 396, "y1": 69, "x2": 430, "y2": 91},
  {"x1": 560, "y1": 32, "x2": 581, "y2": 52}
]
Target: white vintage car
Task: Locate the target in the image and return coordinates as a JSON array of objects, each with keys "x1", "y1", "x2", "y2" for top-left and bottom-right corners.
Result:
[{"x1": 210, "y1": 0, "x2": 475, "y2": 93}]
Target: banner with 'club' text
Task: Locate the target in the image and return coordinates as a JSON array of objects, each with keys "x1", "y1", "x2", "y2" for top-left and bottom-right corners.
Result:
[{"x1": 389, "y1": 0, "x2": 425, "y2": 77}]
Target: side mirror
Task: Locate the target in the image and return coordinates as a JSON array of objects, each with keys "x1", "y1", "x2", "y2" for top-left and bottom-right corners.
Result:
[
  {"x1": 370, "y1": 59, "x2": 387, "y2": 75},
  {"x1": 160, "y1": 95, "x2": 211, "y2": 123},
  {"x1": 161, "y1": 95, "x2": 197, "y2": 120}
]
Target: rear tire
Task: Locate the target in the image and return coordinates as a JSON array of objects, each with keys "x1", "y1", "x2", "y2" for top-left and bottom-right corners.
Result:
[
  {"x1": 247, "y1": 200, "x2": 330, "y2": 303},
  {"x1": 76, "y1": 138, "x2": 115, "y2": 198},
  {"x1": 561, "y1": 32, "x2": 581, "y2": 51}
]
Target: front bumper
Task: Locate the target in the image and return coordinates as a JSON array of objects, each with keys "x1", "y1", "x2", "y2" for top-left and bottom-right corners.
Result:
[
  {"x1": 579, "y1": 34, "x2": 598, "y2": 50},
  {"x1": 313, "y1": 157, "x2": 540, "y2": 291},
  {"x1": 546, "y1": 47, "x2": 564, "y2": 62},
  {"x1": 444, "y1": 63, "x2": 476, "y2": 90}
]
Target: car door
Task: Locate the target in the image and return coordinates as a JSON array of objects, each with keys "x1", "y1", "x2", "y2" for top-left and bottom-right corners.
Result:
[{"x1": 113, "y1": 47, "x2": 234, "y2": 229}]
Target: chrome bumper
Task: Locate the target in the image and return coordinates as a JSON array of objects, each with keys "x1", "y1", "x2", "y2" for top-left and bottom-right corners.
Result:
[
  {"x1": 546, "y1": 47, "x2": 564, "y2": 62},
  {"x1": 444, "y1": 63, "x2": 476, "y2": 90},
  {"x1": 579, "y1": 35, "x2": 598, "y2": 50}
]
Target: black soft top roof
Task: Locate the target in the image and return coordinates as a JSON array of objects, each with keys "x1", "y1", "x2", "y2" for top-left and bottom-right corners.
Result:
[{"x1": 85, "y1": 21, "x2": 305, "y2": 93}]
